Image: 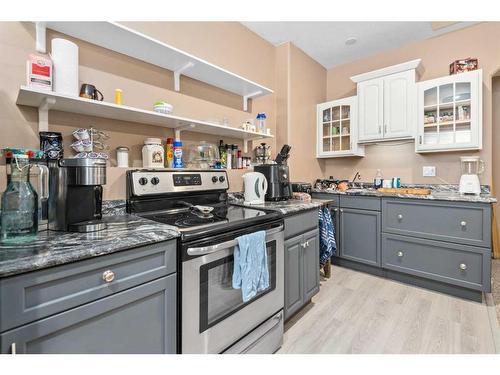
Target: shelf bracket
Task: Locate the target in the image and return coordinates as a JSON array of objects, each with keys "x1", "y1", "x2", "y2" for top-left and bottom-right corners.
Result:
[
  {"x1": 35, "y1": 22, "x2": 47, "y2": 53},
  {"x1": 174, "y1": 62, "x2": 195, "y2": 92},
  {"x1": 243, "y1": 91, "x2": 263, "y2": 112},
  {"x1": 38, "y1": 97, "x2": 56, "y2": 132}
]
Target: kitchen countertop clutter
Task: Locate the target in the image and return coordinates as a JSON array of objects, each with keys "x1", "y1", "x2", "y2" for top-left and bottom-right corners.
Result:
[{"x1": 312, "y1": 183, "x2": 496, "y2": 204}]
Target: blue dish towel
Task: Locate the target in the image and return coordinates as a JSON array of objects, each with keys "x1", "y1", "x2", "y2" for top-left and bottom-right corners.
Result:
[
  {"x1": 319, "y1": 206, "x2": 336, "y2": 266},
  {"x1": 232, "y1": 230, "x2": 269, "y2": 303}
]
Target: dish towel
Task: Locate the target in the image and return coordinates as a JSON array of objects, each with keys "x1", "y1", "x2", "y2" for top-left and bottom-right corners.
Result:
[
  {"x1": 319, "y1": 206, "x2": 336, "y2": 266},
  {"x1": 232, "y1": 230, "x2": 269, "y2": 303}
]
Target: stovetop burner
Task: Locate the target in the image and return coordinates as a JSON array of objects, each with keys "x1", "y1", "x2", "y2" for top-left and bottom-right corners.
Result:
[{"x1": 150, "y1": 206, "x2": 228, "y2": 229}]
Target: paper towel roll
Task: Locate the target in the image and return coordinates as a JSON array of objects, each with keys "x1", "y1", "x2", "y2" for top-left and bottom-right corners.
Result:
[{"x1": 51, "y1": 38, "x2": 79, "y2": 96}]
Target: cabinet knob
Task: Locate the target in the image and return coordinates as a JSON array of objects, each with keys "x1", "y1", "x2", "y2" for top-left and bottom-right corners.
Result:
[
  {"x1": 460, "y1": 221, "x2": 467, "y2": 227},
  {"x1": 459, "y1": 263, "x2": 467, "y2": 271},
  {"x1": 340, "y1": 209, "x2": 344, "y2": 213},
  {"x1": 102, "y1": 270, "x2": 115, "y2": 283},
  {"x1": 397, "y1": 214, "x2": 403, "y2": 220},
  {"x1": 305, "y1": 241, "x2": 310, "y2": 247},
  {"x1": 333, "y1": 208, "x2": 338, "y2": 212},
  {"x1": 397, "y1": 251, "x2": 404, "y2": 257}
]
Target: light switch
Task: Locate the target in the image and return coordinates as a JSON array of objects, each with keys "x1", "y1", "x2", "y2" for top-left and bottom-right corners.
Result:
[{"x1": 423, "y1": 166, "x2": 436, "y2": 177}]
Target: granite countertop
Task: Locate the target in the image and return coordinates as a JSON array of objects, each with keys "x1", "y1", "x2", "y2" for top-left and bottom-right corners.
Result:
[
  {"x1": 228, "y1": 193, "x2": 333, "y2": 215},
  {"x1": 0, "y1": 212, "x2": 180, "y2": 278},
  {"x1": 311, "y1": 184, "x2": 497, "y2": 204}
]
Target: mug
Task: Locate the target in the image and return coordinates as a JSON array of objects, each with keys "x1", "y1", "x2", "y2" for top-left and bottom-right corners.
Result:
[{"x1": 80, "y1": 84, "x2": 104, "y2": 101}]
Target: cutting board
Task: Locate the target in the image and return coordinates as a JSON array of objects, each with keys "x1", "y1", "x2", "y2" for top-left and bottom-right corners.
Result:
[{"x1": 377, "y1": 188, "x2": 431, "y2": 195}]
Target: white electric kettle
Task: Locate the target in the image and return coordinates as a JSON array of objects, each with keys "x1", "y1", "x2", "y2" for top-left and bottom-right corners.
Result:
[{"x1": 242, "y1": 172, "x2": 268, "y2": 205}]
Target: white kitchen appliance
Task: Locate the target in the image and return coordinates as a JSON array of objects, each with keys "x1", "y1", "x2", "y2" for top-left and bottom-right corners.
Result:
[
  {"x1": 243, "y1": 172, "x2": 268, "y2": 205},
  {"x1": 459, "y1": 156, "x2": 484, "y2": 195}
]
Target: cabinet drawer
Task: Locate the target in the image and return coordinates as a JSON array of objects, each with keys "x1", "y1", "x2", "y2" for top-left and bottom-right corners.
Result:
[
  {"x1": 340, "y1": 196, "x2": 381, "y2": 211},
  {"x1": 382, "y1": 199, "x2": 491, "y2": 247},
  {"x1": 284, "y1": 210, "x2": 318, "y2": 239},
  {"x1": 311, "y1": 193, "x2": 339, "y2": 207},
  {"x1": 382, "y1": 234, "x2": 490, "y2": 291},
  {"x1": 0, "y1": 240, "x2": 176, "y2": 332}
]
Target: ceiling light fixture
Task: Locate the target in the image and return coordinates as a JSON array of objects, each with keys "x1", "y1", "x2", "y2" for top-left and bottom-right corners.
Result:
[{"x1": 345, "y1": 37, "x2": 357, "y2": 46}]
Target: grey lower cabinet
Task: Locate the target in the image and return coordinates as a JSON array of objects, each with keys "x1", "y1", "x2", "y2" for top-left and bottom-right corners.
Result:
[
  {"x1": 284, "y1": 229, "x2": 320, "y2": 320},
  {"x1": 1, "y1": 275, "x2": 176, "y2": 354},
  {"x1": 339, "y1": 208, "x2": 381, "y2": 266},
  {"x1": 311, "y1": 193, "x2": 492, "y2": 301},
  {"x1": 284, "y1": 210, "x2": 320, "y2": 321},
  {"x1": 0, "y1": 240, "x2": 177, "y2": 354}
]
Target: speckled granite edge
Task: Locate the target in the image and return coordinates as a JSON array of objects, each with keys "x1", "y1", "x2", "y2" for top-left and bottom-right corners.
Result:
[
  {"x1": 0, "y1": 215, "x2": 180, "y2": 278},
  {"x1": 228, "y1": 192, "x2": 333, "y2": 215},
  {"x1": 311, "y1": 183, "x2": 496, "y2": 204}
]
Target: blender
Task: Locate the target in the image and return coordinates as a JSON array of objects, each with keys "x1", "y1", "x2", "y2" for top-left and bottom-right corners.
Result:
[{"x1": 459, "y1": 156, "x2": 484, "y2": 195}]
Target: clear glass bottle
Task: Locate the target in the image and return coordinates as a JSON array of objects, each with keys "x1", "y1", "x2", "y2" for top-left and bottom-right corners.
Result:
[
  {"x1": 1, "y1": 155, "x2": 38, "y2": 243},
  {"x1": 374, "y1": 169, "x2": 383, "y2": 189}
]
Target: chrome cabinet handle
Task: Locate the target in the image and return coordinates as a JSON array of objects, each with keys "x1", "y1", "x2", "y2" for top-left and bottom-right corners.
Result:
[
  {"x1": 11, "y1": 343, "x2": 16, "y2": 354},
  {"x1": 459, "y1": 263, "x2": 467, "y2": 270},
  {"x1": 102, "y1": 270, "x2": 115, "y2": 283},
  {"x1": 397, "y1": 214, "x2": 403, "y2": 220},
  {"x1": 340, "y1": 209, "x2": 344, "y2": 213},
  {"x1": 305, "y1": 241, "x2": 310, "y2": 247},
  {"x1": 378, "y1": 125, "x2": 381, "y2": 134},
  {"x1": 460, "y1": 221, "x2": 467, "y2": 227},
  {"x1": 397, "y1": 251, "x2": 404, "y2": 257},
  {"x1": 332, "y1": 208, "x2": 338, "y2": 212}
]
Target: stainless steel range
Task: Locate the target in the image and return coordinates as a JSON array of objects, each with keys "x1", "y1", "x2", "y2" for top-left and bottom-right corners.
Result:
[{"x1": 126, "y1": 169, "x2": 285, "y2": 354}]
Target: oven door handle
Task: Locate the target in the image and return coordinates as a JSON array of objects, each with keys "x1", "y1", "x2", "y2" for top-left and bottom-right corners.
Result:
[{"x1": 187, "y1": 225, "x2": 283, "y2": 256}]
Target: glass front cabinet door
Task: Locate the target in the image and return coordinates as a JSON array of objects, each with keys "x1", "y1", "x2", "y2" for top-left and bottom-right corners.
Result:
[
  {"x1": 416, "y1": 69, "x2": 482, "y2": 153},
  {"x1": 316, "y1": 96, "x2": 364, "y2": 158}
]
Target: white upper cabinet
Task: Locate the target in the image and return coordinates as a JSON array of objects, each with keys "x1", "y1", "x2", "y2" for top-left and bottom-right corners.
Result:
[
  {"x1": 316, "y1": 96, "x2": 364, "y2": 158},
  {"x1": 415, "y1": 69, "x2": 482, "y2": 153},
  {"x1": 352, "y1": 59, "x2": 420, "y2": 143},
  {"x1": 358, "y1": 78, "x2": 384, "y2": 141}
]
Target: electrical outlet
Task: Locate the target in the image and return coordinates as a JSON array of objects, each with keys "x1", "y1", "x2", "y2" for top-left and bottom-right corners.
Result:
[{"x1": 423, "y1": 166, "x2": 436, "y2": 177}]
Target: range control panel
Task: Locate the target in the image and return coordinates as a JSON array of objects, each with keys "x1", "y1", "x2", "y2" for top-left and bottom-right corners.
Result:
[{"x1": 130, "y1": 170, "x2": 229, "y2": 196}]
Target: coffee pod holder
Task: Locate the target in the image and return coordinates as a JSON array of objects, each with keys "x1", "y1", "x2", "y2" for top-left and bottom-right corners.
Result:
[{"x1": 71, "y1": 126, "x2": 110, "y2": 159}]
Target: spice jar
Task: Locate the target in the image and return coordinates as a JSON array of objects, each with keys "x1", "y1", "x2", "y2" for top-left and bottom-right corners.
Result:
[
  {"x1": 116, "y1": 146, "x2": 129, "y2": 168},
  {"x1": 142, "y1": 138, "x2": 164, "y2": 168}
]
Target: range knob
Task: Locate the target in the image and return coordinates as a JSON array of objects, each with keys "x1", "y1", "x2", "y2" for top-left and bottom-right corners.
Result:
[
  {"x1": 212, "y1": 176, "x2": 218, "y2": 183},
  {"x1": 219, "y1": 176, "x2": 226, "y2": 183},
  {"x1": 138, "y1": 177, "x2": 148, "y2": 186},
  {"x1": 151, "y1": 177, "x2": 160, "y2": 185}
]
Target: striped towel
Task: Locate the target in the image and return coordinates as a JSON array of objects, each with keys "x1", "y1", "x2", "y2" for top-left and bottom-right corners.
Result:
[{"x1": 318, "y1": 206, "x2": 336, "y2": 266}]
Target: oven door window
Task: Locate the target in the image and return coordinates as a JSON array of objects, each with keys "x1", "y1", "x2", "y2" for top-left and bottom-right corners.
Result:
[{"x1": 199, "y1": 240, "x2": 277, "y2": 333}]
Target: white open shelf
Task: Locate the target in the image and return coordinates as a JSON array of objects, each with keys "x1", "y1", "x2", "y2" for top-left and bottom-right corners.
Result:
[
  {"x1": 35, "y1": 22, "x2": 273, "y2": 111},
  {"x1": 16, "y1": 86, "x2": 273, "y2": 152}
]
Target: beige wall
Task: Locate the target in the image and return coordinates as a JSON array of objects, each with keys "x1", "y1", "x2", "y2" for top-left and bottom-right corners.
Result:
[
  {"x1": 0, "y1": 22, "x2": 277, "y2": 198},
  {"x1": 325, "y1": 22, "x2": 500, "y2": 185}
]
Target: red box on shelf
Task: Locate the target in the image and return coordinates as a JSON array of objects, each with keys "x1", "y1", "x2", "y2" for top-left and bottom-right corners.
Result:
[{"x1": 449, "y1": 58, "x2": 478, "y2": 75}]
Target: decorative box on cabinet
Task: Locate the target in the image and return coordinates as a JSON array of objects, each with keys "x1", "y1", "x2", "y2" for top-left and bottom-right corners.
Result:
[
  {"x1": 316, "y1": 96, "x2": 364, "y2": 158},
  {"x1": 352, "y1": 59, "x2": 421, "y2": 143},
  {"x1": 415, "y1": 69, "x2": 482, "y2": 153}
]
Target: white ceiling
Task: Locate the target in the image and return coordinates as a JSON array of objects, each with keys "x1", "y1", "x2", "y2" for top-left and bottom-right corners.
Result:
[{"x1": 242, "y1": 22, "x2": 477, "y2": 69}]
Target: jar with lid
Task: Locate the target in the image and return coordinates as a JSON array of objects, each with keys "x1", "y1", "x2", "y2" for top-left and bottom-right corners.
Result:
[
  {"x1": 116, "y1": 146, "x2": 129, "y2": 168},
  {"x1": 142, "y1": 138, "x2": 164, "y2": 168}
]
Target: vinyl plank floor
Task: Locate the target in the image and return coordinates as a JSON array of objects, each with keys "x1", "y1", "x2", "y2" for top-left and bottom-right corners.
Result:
[{"x1": 278, "y1": 265, "x2": 497, "y2": 354}]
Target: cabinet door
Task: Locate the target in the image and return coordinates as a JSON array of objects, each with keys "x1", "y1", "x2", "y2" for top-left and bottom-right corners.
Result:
[
  {"x1": 284, "y1": 235, "x2": 303, "y2": 320},
  {"x1": 339, "y1": 208, "x2": 381, "y2": 266},
  {"x1": 416, "y1": 70, "x2": 482, "y2": 153},
  {"x1": 383, "y1": 70, "x2": 415, "y2": 139},
  {"x1": 358, "y1": 78, "x2": 384, "y2": 142},
  {"x1": 302, "y1": 229, "x2": 320, "y2": 302},
  {"x1": 316, "y1": 97, "x2": 364, "y2": 158},
  {"x1": 1, "y1": 276, "x2": 176, "y2": 354}
]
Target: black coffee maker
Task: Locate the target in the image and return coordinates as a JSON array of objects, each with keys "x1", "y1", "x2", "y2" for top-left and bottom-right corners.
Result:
[
  {"x1": 48, "y1": 158, "x2": 107, "y2": 232},
  {"x1": 254, "y1": 145, "x2": 293, "y2": 201}
]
